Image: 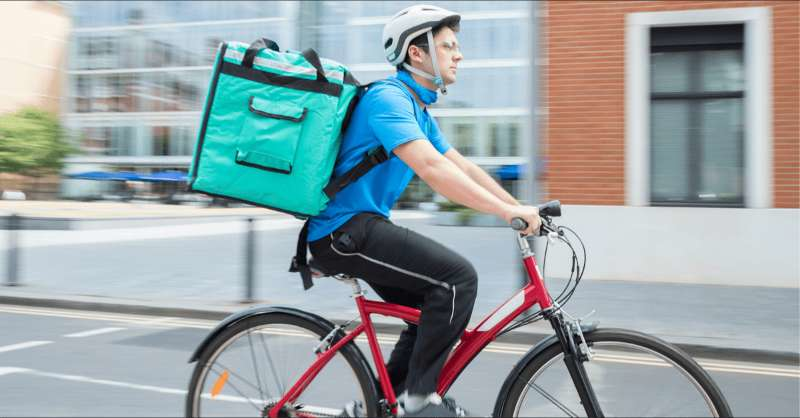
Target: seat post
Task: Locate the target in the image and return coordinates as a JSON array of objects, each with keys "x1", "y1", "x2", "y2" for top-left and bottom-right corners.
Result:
[{"x1": 336, "y1": 275, "x2": 363, "y2": 297}]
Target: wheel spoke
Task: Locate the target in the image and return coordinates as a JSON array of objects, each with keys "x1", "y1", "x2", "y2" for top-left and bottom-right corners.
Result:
[
  {"x1": 212, "y1": 361, "x2": 262, "y2": 394},
  {"x1": 259, "y1": 330, "x2": 286, "y2": 395},
  {"x1": 207, "y1": 367, "x2": 264, "y2": 413},
  {"x1": 189, "y1": 318, "x2": 375, "y2": 418},
  {"x1": 247, "y1": 330, "x2": 267, "y2": 401},
  {"x1": 526, "y1": 381, "x2": 580, "y2": 417},
  {"x1": 509, "y1": 332, "x2": 729, "y2": 417}
]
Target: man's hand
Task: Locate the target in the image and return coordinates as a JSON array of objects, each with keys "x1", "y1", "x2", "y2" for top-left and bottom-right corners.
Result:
[{"x1": 502, "y1": 205, "x2": 542, "y2": 236}]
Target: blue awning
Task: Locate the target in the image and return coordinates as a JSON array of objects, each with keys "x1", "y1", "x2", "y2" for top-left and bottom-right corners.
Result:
[
  {"x1": 495, "y1": 164, "x2": 526, "y2": 181},
  {"x1": 66, "y1": 171, "x2": 133, "y2": 181},
  {"x1": 66, "y1": 171, "x2": 187, "y2": 182},
  {"x1": 138, "y1": 171, "x2": 188, "y2": 182}
]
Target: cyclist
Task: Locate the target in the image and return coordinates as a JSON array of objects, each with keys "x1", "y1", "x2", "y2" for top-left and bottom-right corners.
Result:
[{"x1": 307, "y1": 4, "x2": 541, "y2": 417}]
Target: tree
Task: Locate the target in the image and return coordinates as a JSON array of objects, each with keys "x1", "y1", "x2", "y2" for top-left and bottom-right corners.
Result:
[{"x1": 0, "y1": 107, "x2": 74, "y2": 176}]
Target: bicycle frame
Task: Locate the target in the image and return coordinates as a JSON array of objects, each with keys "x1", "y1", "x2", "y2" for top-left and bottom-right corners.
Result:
[{"x1": 268, "y1": 235, "x2": 570, "y2": 418}]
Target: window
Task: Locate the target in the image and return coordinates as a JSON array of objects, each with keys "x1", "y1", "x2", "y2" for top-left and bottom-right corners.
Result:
[
  {"x1": 489, "y1": 122, "x2": 520, "y2": 157},
  {"x1": 451, "y1": 122, "x2": 477, "y2": 156},
  {"x1": 81, "y1": 127, "x2": 110, "y2": 155},
  {"x1": 170, "y1": 126, "x2": 195, "y2": 156},
  {"x1": 107, "y1": 127, "x2": 135, "y2": 156},
  {"x1": 649, "y1": 24, "x2": 744, "y2": 206},
  {"x1": 75, "y1": 76, "x2": 91, "y2": 113},
  {"x1": 152, "y1": 126, "x2": 170, "y2": 156}
]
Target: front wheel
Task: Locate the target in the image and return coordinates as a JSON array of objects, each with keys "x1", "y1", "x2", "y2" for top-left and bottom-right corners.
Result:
[{"x1": 495, "y1": 328, "x2": 733, "y2": 417}]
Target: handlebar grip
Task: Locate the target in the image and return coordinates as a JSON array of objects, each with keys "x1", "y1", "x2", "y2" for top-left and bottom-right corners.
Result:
[{"x1": 511, "y1": 218, "x2": 528, "y2": 231}]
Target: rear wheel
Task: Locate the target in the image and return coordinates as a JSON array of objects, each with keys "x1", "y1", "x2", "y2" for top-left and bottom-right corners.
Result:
[
  {"x1": 186, "y1": 312, "x2": 380, "y2": 417},
  {"x1": 496, "y1": 328, "x2": 732, "y2": 417}
]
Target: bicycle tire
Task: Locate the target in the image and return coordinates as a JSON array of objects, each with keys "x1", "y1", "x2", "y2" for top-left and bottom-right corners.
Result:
[
  {"x1": 186, "y1": 312, "x2": 380, "y2": 417},
  {"x1": 494, "y1": 328, "x2": 733, "y2": 417}
]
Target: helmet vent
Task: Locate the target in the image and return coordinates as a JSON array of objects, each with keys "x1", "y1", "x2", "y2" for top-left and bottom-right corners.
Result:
[{"x1": 384, "y1": 38, "x2": 393, "y2": 49}]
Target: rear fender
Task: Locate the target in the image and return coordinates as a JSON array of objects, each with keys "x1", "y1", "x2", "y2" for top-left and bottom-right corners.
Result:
[{"x1": 189, "y1": 305, "x2": 342, "y2": 362}]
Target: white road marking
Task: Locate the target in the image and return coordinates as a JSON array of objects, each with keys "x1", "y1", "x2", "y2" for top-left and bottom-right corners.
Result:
[
  {"x1": 1, "y1": 367, "x2": 261, "y2": 405},
  {"x1": 0, "y1": 367, "x2": 29, "y2": 376},
  {"x1": 27, "y1": 369, "x2": 186, "y2": 395},
  {"x1": 63, "y1": 327, "x2": 126, "y2": 338},
  {"x1": 1, "y1": 303, "x2": 797, "y2": 379},
  {"x1": 0, "y1": 341, "x2": 53, "y2": 354}
]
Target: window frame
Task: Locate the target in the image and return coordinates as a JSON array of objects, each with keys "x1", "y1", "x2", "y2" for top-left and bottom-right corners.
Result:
[
  {"x1": 649, "y1": 34, "x2": 745, "y2": 207},
  {"x1": 625, "y1": 7, "x2": 773, "y2": 208}
]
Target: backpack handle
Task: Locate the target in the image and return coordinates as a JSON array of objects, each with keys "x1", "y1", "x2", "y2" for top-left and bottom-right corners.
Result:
[
  {"x1": 300, "y1": 48, "x2": 329, "y2": 83},
  {"x1": 242, "y1": 38, "x2": 280, "y2": 68}
]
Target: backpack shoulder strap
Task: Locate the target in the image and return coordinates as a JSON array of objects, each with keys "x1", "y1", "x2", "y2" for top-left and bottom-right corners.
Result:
[
  {"x1": 289, "y1": 220, "x2": 314, "y2": 290},
  {"x1": 290, "y1": 145, "x2": 389, "y2": 290},
  {"x1": 322, "y1": 146, "x2": 389, "y2": 200}
]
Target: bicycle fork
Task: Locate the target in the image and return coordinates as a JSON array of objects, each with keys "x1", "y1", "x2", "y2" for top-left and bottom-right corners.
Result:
[{"x1": 546, "y1": 309, "x2": 605, "y2": 418}]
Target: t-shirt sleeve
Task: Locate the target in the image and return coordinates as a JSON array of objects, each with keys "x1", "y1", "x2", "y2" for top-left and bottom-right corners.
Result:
[
  {"x1": 366, "y1": 87, "x2": 428, "y2": 155},
  {"x1": 427, "y1": 116, "x2": 452, "y2": 155}
]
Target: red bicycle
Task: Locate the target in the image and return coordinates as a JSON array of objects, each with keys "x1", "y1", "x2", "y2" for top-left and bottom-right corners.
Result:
[{"x1": 186, "y1": 201, "x2": 732, "y2": 417}]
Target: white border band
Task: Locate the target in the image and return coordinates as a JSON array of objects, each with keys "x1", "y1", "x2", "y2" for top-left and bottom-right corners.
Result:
[{"x1": 625, "y1": 7, "x2": 772, "y2": 208}]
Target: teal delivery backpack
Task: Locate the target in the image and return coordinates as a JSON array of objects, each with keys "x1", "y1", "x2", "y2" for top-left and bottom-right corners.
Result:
[{"x1": 187, "y1": 38, "x2": 386, "y2": 218}]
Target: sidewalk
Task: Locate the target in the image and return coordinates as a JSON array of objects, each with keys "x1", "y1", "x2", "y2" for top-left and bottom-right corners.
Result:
[
  {"x1": 0, "y1": 200, "x2": 283, "y2": 230},
  {"x1": 1, "y1": 200, "x2": 798, "y2": 365}
]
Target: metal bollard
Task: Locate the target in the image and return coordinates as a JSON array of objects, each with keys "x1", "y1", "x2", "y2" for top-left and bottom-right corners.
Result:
[
  {"x1": 6, "y1": 214, "x2": 19, "y2": 286},
  {"x1": 243, "y1": 217, "x2": 255, "y2": 303}
]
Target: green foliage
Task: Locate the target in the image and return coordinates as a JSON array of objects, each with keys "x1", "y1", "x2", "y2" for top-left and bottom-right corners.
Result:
[
  {"x1": 437, "y1": 200, "x2": 467, "y2": 212},
  {"x1": 437, "y1": 199, "x2": 478, "y2": 224},
  {"x1": 0, "y1": 107, "x2": 74, "y2": 176}
]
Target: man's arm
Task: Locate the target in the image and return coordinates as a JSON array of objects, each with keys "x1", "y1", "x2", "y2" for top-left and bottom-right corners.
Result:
[
  {"x1": 393, "y1": 139, "x2": 540, "y2": 234},
  {"x1": 444, "y1": 148, "x2": 520, "y2": 206}
]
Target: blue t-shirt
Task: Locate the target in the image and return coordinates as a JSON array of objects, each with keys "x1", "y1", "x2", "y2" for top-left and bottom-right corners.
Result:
[{"x1": 307, "y1": 71, "x2": 451, "y2": 242}]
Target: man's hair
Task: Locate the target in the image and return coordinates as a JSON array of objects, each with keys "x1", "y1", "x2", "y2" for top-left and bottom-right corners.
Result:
[{"x1": 397, "y1": 19, "x2": 460, "y2": 71}]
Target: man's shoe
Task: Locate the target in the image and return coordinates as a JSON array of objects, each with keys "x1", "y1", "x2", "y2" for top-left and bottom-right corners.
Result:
[
  {"x1": 403, "y1": 394, "x2": 468, "y2": 417},
  {"x1": 337, "y1": 400, "x2": 364, "y2": 417}
]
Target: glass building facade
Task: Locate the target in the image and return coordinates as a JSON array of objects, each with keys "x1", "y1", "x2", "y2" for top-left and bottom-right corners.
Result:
[{"x1": 62, "y1": 1, "x2": 533, "y2": 201}]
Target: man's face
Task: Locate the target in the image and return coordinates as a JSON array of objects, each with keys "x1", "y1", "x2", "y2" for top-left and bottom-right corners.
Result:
[{"x1": 417, "y1": 26, "x2": 463, "y2": 85}]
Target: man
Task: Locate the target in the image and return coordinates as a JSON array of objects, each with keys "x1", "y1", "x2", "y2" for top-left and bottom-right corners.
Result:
[{"x1": 308, "y1": 4, "x2": 541, "y2": 417}]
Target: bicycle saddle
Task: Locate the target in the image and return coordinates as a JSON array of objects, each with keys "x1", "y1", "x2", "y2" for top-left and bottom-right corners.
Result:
[{"x1": 307, "y1": 257, "x2": 337, "y2": 278}]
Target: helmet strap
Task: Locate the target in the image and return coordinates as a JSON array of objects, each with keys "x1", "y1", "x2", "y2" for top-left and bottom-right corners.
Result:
[
  {"x1": 426, "y1": 30, "x2": 447, "y2": 95},
  {"x1": 401, "y1": 31, "x2": 448, "y2": 95}
]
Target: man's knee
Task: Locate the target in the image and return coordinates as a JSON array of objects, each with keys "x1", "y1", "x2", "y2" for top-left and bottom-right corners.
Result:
[
  {"x1": 453, "y1": 259, "x2": 478, "y2": 302},
  {"x1": 457, "y1": 260, "x2": 478, "y2": 291}
]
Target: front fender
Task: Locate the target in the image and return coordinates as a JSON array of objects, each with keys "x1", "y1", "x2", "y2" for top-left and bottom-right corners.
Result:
[
  {"x1": 492, "y1": 322, "x2": 598, "y2": 417},
  {"x1": 188, "y1": 305, "x2": 339, "y2": 363}
]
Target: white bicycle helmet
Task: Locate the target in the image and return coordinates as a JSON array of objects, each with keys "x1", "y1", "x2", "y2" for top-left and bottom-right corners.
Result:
[{"x1": 382, "y1": 4, "x2": 461, "y2": 94}]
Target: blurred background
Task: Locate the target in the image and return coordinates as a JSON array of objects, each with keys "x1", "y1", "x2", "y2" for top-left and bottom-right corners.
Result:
[
  {"x1": 0, "y1": 0, "x2": 796, "y2": 284},
  {"x1": 0, "y1": 1, "x2": 797, "y2": 416}
]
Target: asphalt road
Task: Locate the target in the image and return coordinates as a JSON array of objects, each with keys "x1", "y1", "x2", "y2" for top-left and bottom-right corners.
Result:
[{"x1": 1, "y1": 304, "x2": 798, "y2": 417}]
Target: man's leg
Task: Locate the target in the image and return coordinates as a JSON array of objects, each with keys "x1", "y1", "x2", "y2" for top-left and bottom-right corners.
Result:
[
  {"x1": 366, "y1": 283, "x2": 421, "y2": 395},
  {"x1": 309, "y1": 214, "x2": 479, "y2": 396}
]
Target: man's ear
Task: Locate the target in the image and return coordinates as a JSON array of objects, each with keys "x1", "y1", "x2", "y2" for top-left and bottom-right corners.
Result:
[{"x1": 408, "y1": 45, "x2": 425, "y2": 65}]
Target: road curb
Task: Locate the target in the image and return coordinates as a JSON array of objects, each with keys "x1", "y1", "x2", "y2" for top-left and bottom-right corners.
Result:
[{"x1": 1, "y1": 294, "x2": 798, "y2": 366}]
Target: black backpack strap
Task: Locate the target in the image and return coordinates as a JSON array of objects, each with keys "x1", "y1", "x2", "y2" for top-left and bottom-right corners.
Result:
[
  {"x1": 289, "y1": 220, "x2": 314, "y2": 290},
  {"x1": 290, "y1": 80, "x2": 385, "y2": 290},
  {"x1": 323, "y1": 146, "x2": 390, "y2": 200}
]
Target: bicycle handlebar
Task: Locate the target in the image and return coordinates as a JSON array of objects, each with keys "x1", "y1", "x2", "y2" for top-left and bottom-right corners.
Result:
[{"x1": 511, "y1": 200, "x2": 561, "y2": 235}]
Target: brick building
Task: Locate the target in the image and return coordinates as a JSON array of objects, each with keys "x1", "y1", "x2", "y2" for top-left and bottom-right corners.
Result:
[{"x1": 538, "y1": 2, "x2": 798, "y2": 286}]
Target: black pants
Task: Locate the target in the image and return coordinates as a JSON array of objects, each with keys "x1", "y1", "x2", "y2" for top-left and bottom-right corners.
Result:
[{"x1": 309, "y1": 213, "x2": 478, "y2": 395}]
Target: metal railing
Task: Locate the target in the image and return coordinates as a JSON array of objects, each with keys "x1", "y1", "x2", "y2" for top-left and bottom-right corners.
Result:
[{"x1": 3, "y1": 214, "x2": 263, "y2": 302}]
